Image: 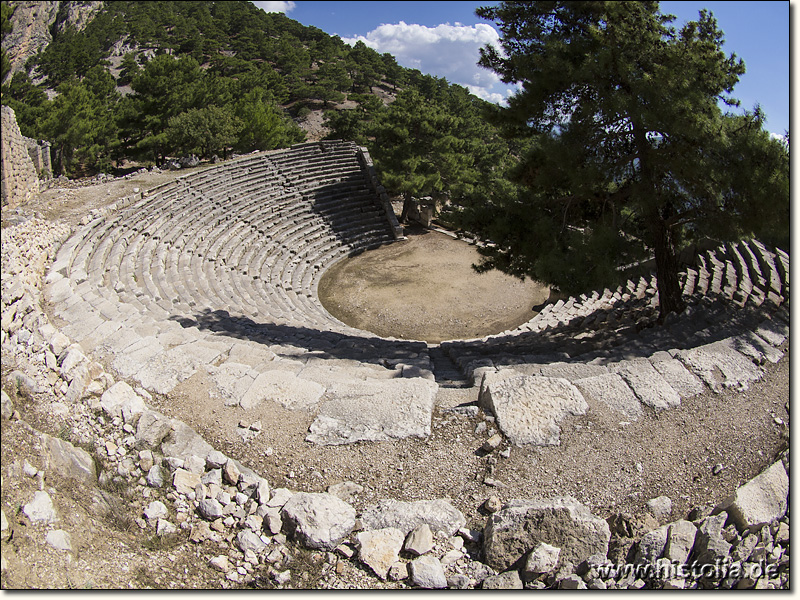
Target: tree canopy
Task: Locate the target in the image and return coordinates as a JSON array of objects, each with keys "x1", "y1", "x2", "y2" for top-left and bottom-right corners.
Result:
[{"x1": 452, "y1": 0, "x2": 789, "y2": 318}]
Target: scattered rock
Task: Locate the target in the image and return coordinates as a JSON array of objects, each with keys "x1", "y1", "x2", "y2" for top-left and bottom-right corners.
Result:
[
  {"x1": 522, "y1": 542, "x2": 560, "y2": 577},
  {"x1": 646, "y1": 496, "x2": 672, "y2": 521},
  {"x1": 482, "y1": 570, "x2": 523, "y2": 589},
  {"x1": 281, "y1": 492, "x2": 356, "y2": 550},
  {"x1": 356, "y1": 527, "x2": 405, "y2": 580},
  {"x1": 408, "y1": 555, "x2": 447, "y2": 589},
  {"x1": 360, "y1": 499, "x2": 465, "y2": 537},
  {"x1": 403, "y1": 523, "x2": 434, "y2": 556},
  {"x1": 663, "y1": 519, "x2": 697, "y2": 564},
  {"x1": 715, "y1": 460, "x2": 789, "y2": 532},
  {"x1": 144, "y1": 500, "x2": 168, "y2": 521},
  {"x1": 45, "y1": 529, "x2": 72, "y2": 552},
  {"x1": 23, "y1": 491, "x2": 58, "y2": 524},
  {"x1": 483, "y1": 497, "x2": 610, "y2": 571}
]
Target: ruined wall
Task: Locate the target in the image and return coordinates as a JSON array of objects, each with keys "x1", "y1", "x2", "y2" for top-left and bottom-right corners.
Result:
[{"x1": 1, "y1": 105, "x2": 51, "y2": 207}]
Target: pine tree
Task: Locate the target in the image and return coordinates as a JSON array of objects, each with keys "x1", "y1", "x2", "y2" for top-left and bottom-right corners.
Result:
[{"x1": 465, "y1": 1, "x2": 789, "y2": 318}]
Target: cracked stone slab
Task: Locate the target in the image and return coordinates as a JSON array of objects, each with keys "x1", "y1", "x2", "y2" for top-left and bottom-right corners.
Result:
[
  {"x1": 728, "y1": 331, "x2": 784, "y2": 365},
  {"x1": 305, "y1": 378, "x2": 437, "y2": 445},
  {"x1": 674, "y1": 340, "x2": 764, "y2": 393},
  {"x1": 535, "y1": 362, "x2": 610, "y2": 382},
  {"x1": 574, "y1": 372, "x2": 642, "y2": 421},
  {"x1": 612, "y1": 360, "x2": 681, "y2": 410},
  {"x1": 754, "y1": 318, "x2": 789, "y2": 347},
  {"x1": 240, "y1": 370, "x2": 325, "y2": 411},
  {"x1": 480, "y1": 373, "x2": 588, "y2": 446},
  {"x1": 649, "y1": 358, "x2": 705, "y2": 399}
]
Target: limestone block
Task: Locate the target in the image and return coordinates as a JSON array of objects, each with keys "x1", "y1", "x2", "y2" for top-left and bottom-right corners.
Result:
[
  {"x1": 715, "y1": 461, "x2": 789, "y2": 532},
  {"x1": 480, "y1": 373, "x2": 588, "y2": 446}
]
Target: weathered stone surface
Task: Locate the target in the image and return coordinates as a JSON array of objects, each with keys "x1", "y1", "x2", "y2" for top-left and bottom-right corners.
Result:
[
  {"x1": 161, "y1": 421, "x2": 213, "y2": 462},
  {"x1": 172, "y1": 468, "x2": 202, "y2": 496},
  {"x1": 236, "y1": 529, "x2": 267, "y2": 554},
  {"x1": 479, "y1": 373, "x2": 587, "y2": 446},
  {"x1": 409, "y1": 555, "x2": 447, "y2": 589},
  {"x1": 42, "y1": 434, "x2": 96, "y2": 484},
  {"x1": 356, "y1": 527, "x2": 405, "y2": 580},
  {"x1": 198, "y1": 498, "x2": 225, "y2": 521},
  {"x1": 403, "y1": 523, "x2": 434, "y2": 556},
  {"x1": 8, "y1": 370, "x2": 40, "y2": 395},
  {"x1": 135, "y1": 410, "x2": 174, "y2": 449},
  {"x1": 281, "y1": 492, "x2": 356, "y2": 550},
  {"x1": 574, "y1": 373, "x2": 642, "y2": 420},
  {"x1": 45, "y1": 529, "x2": 72, "y2": 552},
  {"x1": 306, "y1": 378, "x2": 437, "y2": 445},
  {"x1": 522, "y1": 542, "x2": 560, "y2": 576},
  {"x1": 483, "y1": 497, "x2": 610, "y2": 572},
  {"x1": 646, "y1": 496, "x2": 673, "y2": 521},
  {"x1": 240, "y1": 370, "x2": 324, "y2": 410},
  {"x1": 144, "y1": 501, "x2": 168, "y2": 521},
  {"x1": 1, "y1": 389, "x2": 12, "y2": 419},
  {"x1": 23, "y1": 491, "x2": 58, "y2": 524},
  {"x1": 360, "y1": 499, "x2": 466, "y2": 536},
  {"x1": 146, "y1": 465, "x2": 165, "y2": 488},
  {"x1": 208, "y1": 555, "x2": 230, "y2": 573},
  {"x1": 715, "y1": 461, "x2": 789, "y2": 532},
  {"x1": 694, "y1": 513, "x2": 732, "y2": 564},
  {"x1": 482, "y1": 570, "x2": 523, "y2": 589},
  {"x1": 614, "y1": 361, "x2": 681, "y2": 410},
  {"x1": 675, "y1": 340, "x2": 763, "y2": 393},
  {"x1": 634, "y1": 525, "x2": 669, "y2": 564},
  {"x1": 663, "y1": 520, "x2": 697, "y2": 564},
  {"x1": 326, "y1": 481, "x2": 363, "y2": 503},
  {"x1": 559, "y1": 574, "x2": 588, "y2": 589},
  {"x1": 100, "y1": 381, "x2": 145, "y2": 419}
]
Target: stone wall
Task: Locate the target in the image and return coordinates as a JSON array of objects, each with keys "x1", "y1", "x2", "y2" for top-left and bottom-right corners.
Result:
[{"x1": 1, "y1": 104, "x2": 51, "y2": 207}]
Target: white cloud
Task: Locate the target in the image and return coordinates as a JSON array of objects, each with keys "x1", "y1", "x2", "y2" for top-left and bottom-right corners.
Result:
[
  {"x1": 252, "y1": 1, "x2": 296, "y2": 14},
  {"x1": 342, "y1": 21, "x2": 508, "y2": 103}
]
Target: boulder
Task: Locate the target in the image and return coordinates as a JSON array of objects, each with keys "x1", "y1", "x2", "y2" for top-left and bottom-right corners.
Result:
[
  {"x1": 634, "y1": 525, "x2": 669, "y2": 564},
  {"x1": 646, "y1": 496, "x2": 673, "y2": 522},
  {"x1": 144, "y1": 501, "x2": 168, "y2": 521},
  {"x1": 694, "y1": 513, "x2": 732, "y2": 564},
  {"x1": 172, "y1": 469, "x2": 202, "y2": 496},
  {"x1": 360, "y1": 499, "x2": 466, "y2": 537},
  {"x1": 45, "y1": 529, "x2": 72, "y2": 552},
  {"x1": 161, "y1": 421, "x2": 213, "y2": 462},
  {"x1": 281, "y1": 492, "x2": 356, "y2": 550},
  {"x1": 714, "y1": 461, "x2": 788, "y2": 532},
  {"x1": 483, "y1": 497, "x2": 610, "y2": 572},
  {"x1": 236, "y1": 529, "x2": 267, "y2": 554},
  {"x1": 356, "y1": 527, "x2": 405, "y2": 580}
]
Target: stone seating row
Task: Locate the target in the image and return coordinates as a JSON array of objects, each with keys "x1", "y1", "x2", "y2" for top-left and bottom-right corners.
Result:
[
  {"x1": 439, "y1": 239, "x2": 789, "y2": 394},
  {"x1": 47, "y1": 142, "x2": 417, "y2": 399}
]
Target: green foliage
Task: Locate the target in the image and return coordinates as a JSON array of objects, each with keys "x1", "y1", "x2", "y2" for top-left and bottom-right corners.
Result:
[
  {"x1": 38, "y1": 76, "x2": 120, "y2": 175},
  {"x1": 457, "y1": 0, "x2": 789, "y2": 316},
  {"x1": 166, "y1": 105, "x2": 242, "y2": 159},
  {"x1": 1, "y1": 1, "x2": 14, "y2": 37}
]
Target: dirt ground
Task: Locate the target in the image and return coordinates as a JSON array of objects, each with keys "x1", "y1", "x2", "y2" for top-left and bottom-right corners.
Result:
[
  {"x1": 318, "y1": 226, "x2": 551, "y2": 343},
  {"x1": 1, "y1": 164, "x2": 791, "y2": 589}
]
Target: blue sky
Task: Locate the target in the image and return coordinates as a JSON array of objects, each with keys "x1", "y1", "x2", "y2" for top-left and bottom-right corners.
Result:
[{"x1": 252, "y1": 1, "x2": 790, "y2": 136}]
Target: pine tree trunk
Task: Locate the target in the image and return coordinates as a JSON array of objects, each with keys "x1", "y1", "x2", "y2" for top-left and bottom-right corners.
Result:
[
  {"x1": 651, "y1": 216, "x2": 685, "y2": 320},
  {"x1": 399, "y1": 195, "x2": 413, "y2": 224}
]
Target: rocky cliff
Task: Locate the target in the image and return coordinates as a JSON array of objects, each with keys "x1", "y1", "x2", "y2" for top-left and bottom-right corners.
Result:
[{"x1": 2, "y1": 0, "x2": 103, "y2": 83}]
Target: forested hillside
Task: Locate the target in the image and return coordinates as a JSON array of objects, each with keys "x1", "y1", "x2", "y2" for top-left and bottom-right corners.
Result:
[{"x1": 0, "y1": 0, "x2": 519, "y2": 205}]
